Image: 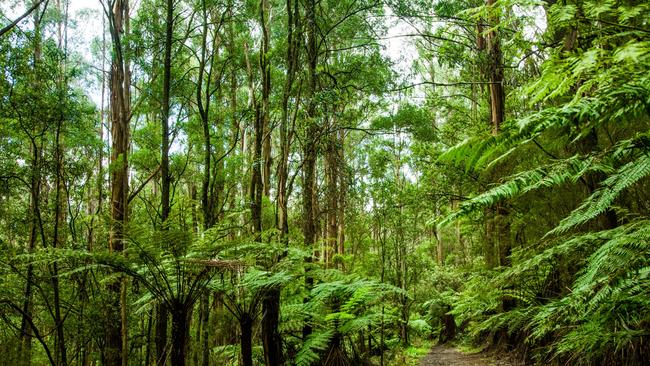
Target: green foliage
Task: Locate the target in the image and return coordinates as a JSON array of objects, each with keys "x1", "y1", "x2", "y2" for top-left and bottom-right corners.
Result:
[
  {"x1": 2, "y1": 0, "x2": 650, "y2": 365},
  {"x1": 292, "y1": 271, "x2": 405, "y2": 365},
  {"x1": 433, "y1": 1, "x2": 650, "y2": 364}
]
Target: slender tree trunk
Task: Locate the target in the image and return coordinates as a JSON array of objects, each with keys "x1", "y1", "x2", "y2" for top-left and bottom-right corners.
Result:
[
  {"x1": 260, "y1": 0, "x2": 272, "y2": 197},
  {"x1": 337, "y1": 129, "x2": 346, "y2": 259},
  {"x1": 155, "y1": 1, "x2": 174, "y2": 362},
  {"x1": 277, "y1": 0, "x2": 299, "y2": 243},
  {"x1": 247, "y1": 45, "x2": 263, "y2": 240},
  {"x1": 51, "y1": 3, "x2": 71, "y2": 362},
  {"x1": 484, "y1": 2, "x2": 516, "y2": 347},
  {"x1": 161, "y1": 0, "x2": 173, "y2": 227},
  {"x1": 52, "y1": 105, "x2": 67, "y2": 366},
  {"x1": 325, "y1": 113, "x2": 339, "y2": 266},
  {"x1": 302, "y1": 0, "x2": 318, "y2": 340},
  {"x1": 21, "y1": 137, "x2": 39, "y2": 366},
  {"x1": 264, "y1": 1, "x2": 299, "y2": 362},
  {"x1": 224, "y1": 4, "x2": 244, "y2": 240},
  {"x1": 393, "y1": 132, "x2": 409, "y2": 346},
  {"x1": 19, "y1": 6, "x2": 45, "y2": 363},
  {"x1": 20, "y1": 152, "x2": 38, "y2": 366},
  {"x1": 197, "y1": 0, "x2": 218, "y2": 231},
  {"x1": 484, "y1": 210, "x2": 496, "y2": 268},
  {"x1": 81, "y1": 13, "x2": 106, "y2": 366},
  {"x1": 379, "y1": 223, "x2": 386, "y2": 366},
  {"x1": 258, "y1": 0, "x2": 283, "y2": 363},
  {"x1": 486, "y1": 0, "x2": 505, "y2": 136},
  {"x1": 478, "y1": 0, "x2": 508, "y2": 271},
  {"x1": 200, "y1": 294, "x2": 210, "y2": 366},
  {"x1": 195, "y1": 7, "x2": 222, "y2": 366},
  {"x1": 435, "y1": 231, "x2": 444, "y2": 266}
]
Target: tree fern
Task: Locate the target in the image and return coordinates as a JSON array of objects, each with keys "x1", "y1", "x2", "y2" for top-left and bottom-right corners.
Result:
[{"x1": 292, "y1": 272, "x2": 404, "y2": 365}]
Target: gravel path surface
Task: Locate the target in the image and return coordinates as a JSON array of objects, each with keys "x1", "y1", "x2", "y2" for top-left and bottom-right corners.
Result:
[{"x1": 419, "y1": 345, "x2": 519, "y2": 366}]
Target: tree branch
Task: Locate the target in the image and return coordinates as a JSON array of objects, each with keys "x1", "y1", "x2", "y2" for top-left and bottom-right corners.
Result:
[
  {"x1": 128, "y1": 166, "x2": 161, "y2": 204},
  {"x1": 0, "y1": 0, "x2": 49, "y2": 38}
]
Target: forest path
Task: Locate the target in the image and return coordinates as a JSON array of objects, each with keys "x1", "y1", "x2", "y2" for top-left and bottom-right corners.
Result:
[{"x1": 419, "y1": 345, "x2": 517, "y2": 366}]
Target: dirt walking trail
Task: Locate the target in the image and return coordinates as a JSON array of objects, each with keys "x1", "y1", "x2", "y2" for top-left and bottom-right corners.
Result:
[{"x1": 420, "y1": 345, "x2": 519, "y2": 366}]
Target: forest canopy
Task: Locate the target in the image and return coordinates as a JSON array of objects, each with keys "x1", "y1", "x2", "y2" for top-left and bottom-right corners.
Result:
[{"x1": 0, "y1": 0, "x2": 649, "y2": 365}]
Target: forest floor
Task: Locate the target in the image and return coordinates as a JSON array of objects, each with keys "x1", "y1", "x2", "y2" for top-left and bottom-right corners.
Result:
[{"x1": 419, "y1": 345, "x2": 521, "y2": 366}]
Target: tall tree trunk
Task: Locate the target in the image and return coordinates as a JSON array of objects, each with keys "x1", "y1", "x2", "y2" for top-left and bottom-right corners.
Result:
[
  {"x1": 393, "y1": 131, "x2": 409, "y2": 346},
  {"x1": 484, "y1": 2, "x2": 515, "y2": 347},
  {"x1": 485, "y1": 0, "x2": 509, "y2": 269},
  {"x1": 226, "y1": 4, "x2": 242, "y2": 239},
  {"x1": 105, "y1": 0, "x2": 131, "y2": 364},
  {"x1": 246, "y1": 47, "x2": 263, "y2": 240},
  {"x1": 302, "y1": 0, "x2": 318, "y2": 340},
  {"x1": 19, "y1": 5, "x2": 45, "y2": 363},
  {"x1": 82, "y1": 13, "x2": 107, "y2": 366},
  {"x1": 478, "y1": 0, "x2": 508, "y2": 270},
  {"x1": 196, "y1": 5, "x2": 224, "y2": 364},
  {"x1": 156, "y1": 0, "x2": 174, "y2": 362},
  {"x1": 20, "y1": 143, "x2": 38, "y2": 366},
  {"x1": 161, "y1": 0, "x2": 173, "y2": 227},
  {"x1": 198, "y1": 0, "x2": 218, "y2": 231},
  {"x1": 434, "y1": 202, "x2": 444, "y2": 265},
  {"x1": 277, "y1": 0, "x2": 299, "y2": 245},
  {"x1": 257, "y1": 0, "x2": 283, "y2": 363},
  {"x1": 52, "y1": 100, "x2": 67, "y2": 366},
  {"x1": 51, "y1": 2, "x2": 71, "y2": 363},
  {"x1": 260, "y1": 0, "x2": 272, "y2": 197},
  {"x1": 265, "y1": 1, "x2": 300, "y2": 362}
]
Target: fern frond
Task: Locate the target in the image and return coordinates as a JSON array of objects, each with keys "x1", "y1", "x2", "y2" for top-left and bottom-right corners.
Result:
[
  {"x1": 436, "y1": 154, "x2": 610, "y2": 227},
  {"x1": 550, "y1": 154, "x2": 650, "y2": 235},
  {"x1": 295, "y1": 331, "x2": 333, "y2": 366}
]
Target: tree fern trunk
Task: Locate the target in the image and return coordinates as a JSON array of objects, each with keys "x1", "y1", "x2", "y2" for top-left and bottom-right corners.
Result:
[
  {"x1": 171, "y1": 309, "x2": 190, "y2": 366},
  {"x1": 262, "y1": 289, "x2": 282, "y2": 366},
  {"x1": 155, "y1": 306, "x2": 168, "y2": 365},
  {"x1": 240, "y1": 314, "x2": 253, "y2": 366}
]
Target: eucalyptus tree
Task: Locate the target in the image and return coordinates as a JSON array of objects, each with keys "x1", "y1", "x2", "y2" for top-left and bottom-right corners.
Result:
[{"x1": 99, "y1": 0, "x2": 133, "y2": 362}]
